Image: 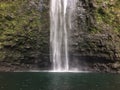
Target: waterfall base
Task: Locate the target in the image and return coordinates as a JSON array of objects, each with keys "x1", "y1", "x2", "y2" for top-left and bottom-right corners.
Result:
[{"x1": 15, "y1": 70, "x2": 90, "y2": 73}]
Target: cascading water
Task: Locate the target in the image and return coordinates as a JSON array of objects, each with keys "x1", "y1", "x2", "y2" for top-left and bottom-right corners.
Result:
[{"x1": 50, "y1": 0, "x2": 77, "y2": 71}]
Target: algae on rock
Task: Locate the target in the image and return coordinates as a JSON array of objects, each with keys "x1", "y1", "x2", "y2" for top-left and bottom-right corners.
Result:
[{"x1": 0, "y1": 0, "x2": 50, "y2": 70}]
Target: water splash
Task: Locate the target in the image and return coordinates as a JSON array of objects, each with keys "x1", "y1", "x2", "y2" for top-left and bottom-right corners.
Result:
[{"x1": 50, "y1": 0, "x2": 77, "y2": 71}]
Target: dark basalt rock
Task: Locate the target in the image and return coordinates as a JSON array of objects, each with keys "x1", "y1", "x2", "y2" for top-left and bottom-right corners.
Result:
[
  {"x1": 0, "y1": 0, "x2": 120, "y2": 73},
  {"x1": 70, "y1": 0, "x2": 120, "y2": 73}
]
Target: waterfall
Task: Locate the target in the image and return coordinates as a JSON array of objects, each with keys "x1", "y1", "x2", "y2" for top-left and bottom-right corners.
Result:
[{"x1": 50, "y1": 0, "x2": 77, "y2": 71}]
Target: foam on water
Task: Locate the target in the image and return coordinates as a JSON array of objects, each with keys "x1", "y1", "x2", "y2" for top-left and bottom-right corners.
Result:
[{"x1": 15, "y1": 70, "x2": 90, "y2": 73}]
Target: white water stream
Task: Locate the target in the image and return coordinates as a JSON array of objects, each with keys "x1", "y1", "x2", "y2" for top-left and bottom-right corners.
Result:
[{"x1": 50, "y1": 0, "x2": 77, "y2": 71}]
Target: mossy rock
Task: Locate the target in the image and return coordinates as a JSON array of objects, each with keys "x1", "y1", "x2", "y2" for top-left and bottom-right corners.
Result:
[{"x1": 0, "y1": 0, "x2": 50, "y2": 66}]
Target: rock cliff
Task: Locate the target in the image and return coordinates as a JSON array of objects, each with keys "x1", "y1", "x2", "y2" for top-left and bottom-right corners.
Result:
[
  {"x1": 70, "y1": 0, "x2": 120, "y2": 73},
  {"x1": 0, "y1": 0, "x2": 120, "y2": 72},
  {"x1": 0, "y1": 0, "x2": 50, "y2": 71}
]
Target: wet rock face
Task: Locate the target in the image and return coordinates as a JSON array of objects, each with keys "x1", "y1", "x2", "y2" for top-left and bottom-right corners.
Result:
[
  {"x1": 0, "y1": 0, "x2": 51, "y2": 70},
  {"x1": 0, "y1": 0, "x2": 120, "y2": 72},
  {"x1": 70, "y1": 0, "x2": 120, "y2": 72}
]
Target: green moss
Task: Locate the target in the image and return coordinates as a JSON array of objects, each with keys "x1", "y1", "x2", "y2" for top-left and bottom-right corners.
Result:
[
  {"x1": 91, "y1": 0, "x2": 120, "y2": 33},
  {"x1": 88, "y1": 26, "x2": 100, "y2": 34},
  {"x1": 0, "y1": 0, "x2": 49, "y2": 63},
  {"x1": 0, "y1": 52, "x2": 5, "y2": 61},
  {"x1": 0, "y1": 2, "x2": 14, "y2": 9}
]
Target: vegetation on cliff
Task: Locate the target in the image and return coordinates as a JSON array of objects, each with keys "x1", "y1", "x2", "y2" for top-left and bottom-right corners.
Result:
[
  {"x1": 0, "y1": 0, "x2": 120, "y2": 72},
  {"x1": 71, "y1": 0, "x2": 120, "y2": 72},
  {"x1": 0, "y1": 0, "x2": 50, "y2": 70}
]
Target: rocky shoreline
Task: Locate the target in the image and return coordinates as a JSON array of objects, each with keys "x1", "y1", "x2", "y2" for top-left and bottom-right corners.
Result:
[
  {"x1": 0, "y1": 57, "x2": 120, "y2": 73},
  {"x1": 0, "y1": 62, "x2": 51, "y2": 72}
]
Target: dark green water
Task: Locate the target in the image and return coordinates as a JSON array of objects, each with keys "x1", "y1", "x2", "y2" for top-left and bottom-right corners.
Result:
[{"x1": 0, "y1": 72, "x2": 120, "y2": 90}]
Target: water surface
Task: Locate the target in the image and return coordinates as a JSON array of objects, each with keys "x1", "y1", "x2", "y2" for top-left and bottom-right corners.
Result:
[{"x1": 0, "y1": 72, "x2": 120, "y2": 90}]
